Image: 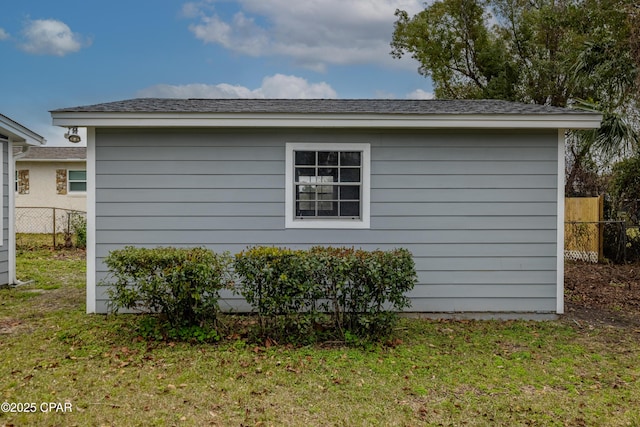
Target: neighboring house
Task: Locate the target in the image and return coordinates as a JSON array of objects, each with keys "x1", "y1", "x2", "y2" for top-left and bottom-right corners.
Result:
[
  {"x1": 15, "y1": 147, "x2": 86, "y2": 233},
  {"x1": 51, "y1": 99, "x2": 601, "y2": 316},
  {"x1": 0, "y1": 114, "x2": 46, "y2": 285}
]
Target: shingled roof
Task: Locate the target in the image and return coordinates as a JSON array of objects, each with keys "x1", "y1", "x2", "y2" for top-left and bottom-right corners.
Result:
[
  {"x1": 51, "y1": 98, "x2": 603, "y2": 131},
  {"x1": 52, "y1": 98, "x2": 585, "y2": 115},
  {"x1": 17, "y1": 146, "x2": 86, "y2": 161}
]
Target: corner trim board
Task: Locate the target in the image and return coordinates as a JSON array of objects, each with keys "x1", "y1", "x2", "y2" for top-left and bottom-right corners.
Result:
[
  {"x1": 86, "y1": 128, "x2": 96, "y2": 313},
  {"x1": 556, "y1": 129, "x2": 566, "y2": 314}
]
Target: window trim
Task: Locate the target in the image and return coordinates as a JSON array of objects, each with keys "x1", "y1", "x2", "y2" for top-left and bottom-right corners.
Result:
[
  {"x1": 285, "y1": 142, "x2": 370, "y2": 229},
  {"x1": 67, "y1": 169, "x2": 87, "y2": 193}
]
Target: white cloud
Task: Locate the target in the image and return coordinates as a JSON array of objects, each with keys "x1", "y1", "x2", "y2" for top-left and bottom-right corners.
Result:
[
  {"x1": 19, "y1": 19, "x2": 89, "y2": 56},
  {"x1": 406, "y1": 89, "x2": 434, "y2": 99},
  {"x1": 181, "y1": 2, "x2": 205, "y2": 18},
  {"x1": 259, "y1": 74, "x2": 336, "y2": 98},
  {"x1": 189, "y1": 12, "x2": 269, "y2": 57},
  {"x1": 185, "y1": 0, "x2": 424, "y2": 70},
  {"x1": 137, "y1": 74, "x2": 337, "y2": 99},
  {"x1": 0, "y1": 28, "x2": 9, "y2": 41}
]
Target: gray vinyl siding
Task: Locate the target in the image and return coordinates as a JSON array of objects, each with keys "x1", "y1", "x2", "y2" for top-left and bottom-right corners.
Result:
[
  {"x1": 94, "y1": 128, "x2": 559, "y2": 313},
  {"x1": 0, "y1": 141, "x2": 9, "y2": 285}
]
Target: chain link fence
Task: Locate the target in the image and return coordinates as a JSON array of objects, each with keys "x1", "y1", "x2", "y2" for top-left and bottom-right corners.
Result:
[
  {"x1": 602, "y1": 221, "x2": 640, "y2": 264},
  {"x1": 565, "y1": 220, "x2": 640, "y2": 264},
  {"x1": 15, "y1": 207, "x2": 87, "y2": 249}
]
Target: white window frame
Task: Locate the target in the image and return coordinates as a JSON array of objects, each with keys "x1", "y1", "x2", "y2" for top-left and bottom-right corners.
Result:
[
  {"x1": 67, "y1": 169, "x2": 87, "y2": 193},
  {"x1": 285, "y1": 142, "x2": 370, "y2": 229}
]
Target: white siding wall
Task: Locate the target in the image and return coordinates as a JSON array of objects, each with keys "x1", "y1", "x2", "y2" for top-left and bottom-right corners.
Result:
[{"x1": 93, "y1": 128, "x2": 559, "y2": 313}]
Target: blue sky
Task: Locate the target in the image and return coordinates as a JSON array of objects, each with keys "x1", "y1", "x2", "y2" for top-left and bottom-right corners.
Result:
[{"x1": 1, "y1": 0, "x2": 433, "y2": 145}]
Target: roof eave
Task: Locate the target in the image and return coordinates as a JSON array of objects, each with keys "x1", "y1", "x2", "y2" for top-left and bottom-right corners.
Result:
[
  {"x1": 16, "y1": 158, "x2": 86, "y2": 163},
  {"x1": 51, "y1": 112, "x2": 603, "y2": 130},
  {"x1": 0, "y1": 114, "x2": 46, "y2": 146}
]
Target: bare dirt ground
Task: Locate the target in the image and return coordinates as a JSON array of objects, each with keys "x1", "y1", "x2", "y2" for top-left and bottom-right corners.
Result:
[{"x1": 564, "y1": 262, "x2": 640, "y2": 332}]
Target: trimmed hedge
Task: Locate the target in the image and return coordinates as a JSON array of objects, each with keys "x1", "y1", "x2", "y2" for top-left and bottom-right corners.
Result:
[
  {"x1": 103, "y1": 246, "x2": 233, "y2": 329},
  {"x1": 234, "y1": 246, "x2": 417, "y2": 342},
  {"x1": 102, "y1": 245, "x2": 418, "y2": 344}
]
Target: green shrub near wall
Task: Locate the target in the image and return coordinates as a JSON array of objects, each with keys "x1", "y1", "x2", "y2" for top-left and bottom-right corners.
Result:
[
  {"x1": 102, "y1": 245, "x2": 417, "y2": 344},
  {"x1": 234, "y1": 246, "x2": 418, "y2": 343},
  {"x1": 103, "y1": 247, "x2": 233, "y2": 338}
]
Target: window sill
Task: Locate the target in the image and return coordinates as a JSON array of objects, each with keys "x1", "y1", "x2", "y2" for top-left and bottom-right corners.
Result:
[{"x1": 285, "y1": 218, "x2": 370, "y2": 229}]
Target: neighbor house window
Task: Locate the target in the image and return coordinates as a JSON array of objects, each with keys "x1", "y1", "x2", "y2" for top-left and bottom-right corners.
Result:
[
  {"x1": 68, "y1": 170, "x2": 87, "y2": 193},
  {"x1": 285, "y1": 143, "x2": 370, "y2": 229},
  {"x1": 16, "y1": 170, "x2": 29, "y2": 194}
]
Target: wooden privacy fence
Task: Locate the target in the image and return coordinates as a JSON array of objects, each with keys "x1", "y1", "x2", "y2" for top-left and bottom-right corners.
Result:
[{"x1": 564, "y1": 196, "x2": 604, "y2": 263}]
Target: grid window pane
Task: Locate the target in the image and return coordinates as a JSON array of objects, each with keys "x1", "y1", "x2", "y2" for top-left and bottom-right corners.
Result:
[
  {"x1": 318, "y1": 193, "x2": 334, "y2": 201},
  {"x1": 340, "y1": 168, "x2": 360, "y2": 182},
  {"x1": 296, "y1": 201, "x2": 316, "y2": 215},
  {"x1": 299, "y1": 192, "x2": 315, "y2": 201},
  {"x1": 340, "y1": 152, "x2": 361, "y2": 166},
  {"x1": 318, "y1": 168, "x2": 338, "y2": 181},
  {"x1": 293, "y1": 149, "x2": 362, "y2": 219},
  {"x1": 295, "y1": 151, "x2": 315, "y2": 165},
  {"x1": 318, "y1": 151, "x2": 338, "y2": 165},
  {"x1": 318, "y1": 203, "x2": 338, "y2": 215},
  {"x1": 69, "y1": 170, "x2": 86, "y2": 180},
  {"x1": 295, "y1": 168, "x2": 316, "y2": 181},
  {"x1": 297, "y1": 184, "x2": 315, "y2": 195},
  {"x1": 340, "y1": 202, "x2": 360, "y2": 216},
  {"x1": 69, "y1": 182, "x2": 87, "y2": 192},
  {"x1": 339, "y1": 186, "x2": 359, "y2": 200}
]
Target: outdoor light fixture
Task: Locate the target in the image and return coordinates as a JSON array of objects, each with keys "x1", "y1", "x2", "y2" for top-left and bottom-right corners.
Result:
[{"x1": 64, "y1": 127, "x2": 81, "y2": 143}]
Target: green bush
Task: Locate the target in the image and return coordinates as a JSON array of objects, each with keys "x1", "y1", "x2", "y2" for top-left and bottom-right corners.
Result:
[
  {"x1": 234, "y1": 246, "x2": 417, "y2": 343},
  {"x1": 71, "y1": 214, "x2": 87, "y2": 248},
  {"x1": 103, "y1": 247, "x2": 233, "y2": 334},
  {"x1": 232, "y1": 246, "x2": 321, "y2": 341},
  {"x1": 340, "y1": 247, "x2": 416, "y2": 337}
]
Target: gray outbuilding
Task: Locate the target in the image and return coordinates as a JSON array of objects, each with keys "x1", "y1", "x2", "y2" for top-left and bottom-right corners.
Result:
[{"x1": 51, "y1": 99, "x2": 601, "y2": 316}]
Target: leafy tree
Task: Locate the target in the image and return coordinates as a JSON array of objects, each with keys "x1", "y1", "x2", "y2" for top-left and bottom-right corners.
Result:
[
  {"x1": 565, "y1": 99, "x2": 639, "y2": 196},
  {"x1": 609, "y1": 156, "x2": 640, "y2": 223},
  {"x1": 391, "y1": 0, "x2": 640, "y2": 196},
  {"x1": 391, "y1": 0, "x2": 636, "y2": 107},
  {"x1": 391, "y1": 0, "x2": 519, "y2": 101}
]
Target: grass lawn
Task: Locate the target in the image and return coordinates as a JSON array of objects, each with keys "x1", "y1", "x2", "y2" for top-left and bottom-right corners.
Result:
[{"x1": 1, "y1": 248, "x2": 639, "y2": 426}]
